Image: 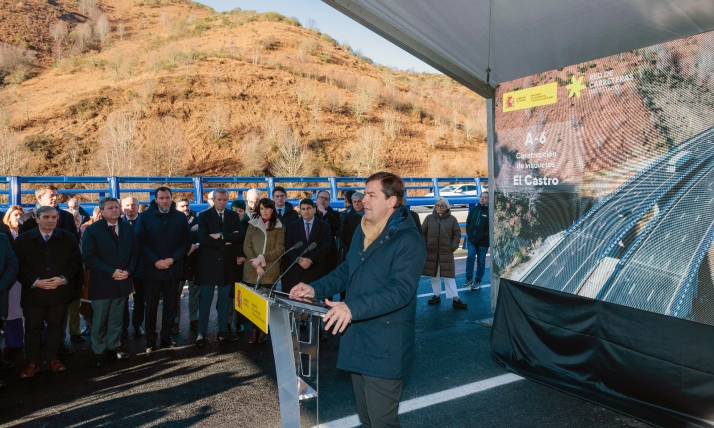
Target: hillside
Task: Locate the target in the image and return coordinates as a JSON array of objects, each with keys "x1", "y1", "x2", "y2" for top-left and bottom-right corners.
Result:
[{"x1": 0, "y1": 0, "x2": 487, "y2": 181}]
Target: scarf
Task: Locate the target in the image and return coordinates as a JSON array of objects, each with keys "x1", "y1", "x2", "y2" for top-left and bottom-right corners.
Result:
[{"x1": 361, "y1": 212, "x2": 390, "y2": 250}]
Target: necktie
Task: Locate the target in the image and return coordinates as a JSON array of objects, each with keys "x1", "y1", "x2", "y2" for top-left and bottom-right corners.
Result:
[
  {"x1": 305, "y1": 222, "x2": 310, "y2": 241},
  {"x1": 44, "y1": 234, "x2": 50, "y2": 242},
  {"x1": 110, "y1": 224, "x2": 118, "y2": 241},
  {"x1": 219, "y1": 212, "x2": 224, "y2": 226},
  {"x1": 278, "y1": 209, "x2": 283, "y2": 217}
]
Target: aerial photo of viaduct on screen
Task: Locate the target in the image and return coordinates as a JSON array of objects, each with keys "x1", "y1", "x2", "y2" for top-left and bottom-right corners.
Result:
[{"x1": 493, "y1": 29, "x2": 714, "y2": 326}]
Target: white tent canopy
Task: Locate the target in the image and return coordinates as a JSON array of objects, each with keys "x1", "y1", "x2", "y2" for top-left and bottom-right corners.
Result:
[{"x1": 323, "y1": 0, "x2": 714, "y2": 98}]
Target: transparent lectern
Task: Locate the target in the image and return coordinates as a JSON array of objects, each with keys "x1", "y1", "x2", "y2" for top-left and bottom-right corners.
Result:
[{"x1": 236, "y1": 283, "x2": 328, "y2": 428}]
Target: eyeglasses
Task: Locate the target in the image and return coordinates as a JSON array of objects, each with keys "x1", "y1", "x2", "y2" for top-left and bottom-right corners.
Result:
[{"x1": 436, "y1": 204, "x2": 446, "y2": 208}]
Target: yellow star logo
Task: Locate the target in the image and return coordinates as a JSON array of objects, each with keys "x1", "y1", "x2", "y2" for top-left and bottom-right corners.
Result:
[{"x1": 566, "y1": 75, "x2": 586, "y2": 98}]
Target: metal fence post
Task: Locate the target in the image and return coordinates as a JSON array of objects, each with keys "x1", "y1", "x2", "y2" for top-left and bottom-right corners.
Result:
[
  {"x1": 329, "y1": 177, "x2": 338, "y2": 202},
  {"x1": 108, "y1": 177, "x2": 120, "y2": 199},
  {"x1": 432, "y1": 178, "x2": 440, "y2": 199},
  {"x1": 8, "y1": 176, "x2": 20, "y2": 206},
  {"x1": 193, "y1": 177, "x2": 203, "y2": 204},
  {"x1": 266, "y1": 177, "x2": 275, "y2": 197}
]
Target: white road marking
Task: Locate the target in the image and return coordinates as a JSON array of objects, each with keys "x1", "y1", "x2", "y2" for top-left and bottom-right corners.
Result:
[{"x1": 315, "y1": 373, "x2": 523, "y2": 428}]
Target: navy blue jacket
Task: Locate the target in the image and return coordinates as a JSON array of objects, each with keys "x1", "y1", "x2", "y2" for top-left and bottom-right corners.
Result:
[
  {"x1": 466, "y1": 203, "x2": 489, "y2": 247},
  {"x1": 82, "y1": 219, "x2": 140, "y2": 300},
  {"x1": 283, "y1": 217, "x2": 332, "y2": 290},
  {"x1": 196, "y1": 208, "x2": 242, "y2": 286},
  {"x1": 0, "y1": 233, "x2": 18, "y2": 293},
  {"x1": 309, "y1": 205, "x2": 426, "y2": 380},
  {"x1": 15, "y1": 228, "x2": 83, "y2": 307},
  {"x1": 134, "y1": 201, "x2": 191, "y2": 281}
]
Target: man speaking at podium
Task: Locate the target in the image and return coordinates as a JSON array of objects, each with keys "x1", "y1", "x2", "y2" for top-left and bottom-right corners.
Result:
[{"x1": 292, "y1": 172, "x2": 426, "y2": 428}]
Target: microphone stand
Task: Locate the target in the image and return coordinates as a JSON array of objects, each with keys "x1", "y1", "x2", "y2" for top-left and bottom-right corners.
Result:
[
  {"x1": 254, "y1": 241, "x2": 303, "y2": 290},
  {"x1": 268, "y1": 242, "x2": 317, "y2": 298}
]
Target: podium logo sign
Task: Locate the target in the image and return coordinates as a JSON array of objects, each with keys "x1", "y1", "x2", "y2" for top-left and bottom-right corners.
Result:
[{"x1": 235, "y1": 283, "x2": 270, "y2": 334}]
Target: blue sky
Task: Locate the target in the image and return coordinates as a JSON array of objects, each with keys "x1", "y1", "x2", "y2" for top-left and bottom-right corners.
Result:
[{"x1": 196, "y1": 0, "x2": 438, "y2": 73}]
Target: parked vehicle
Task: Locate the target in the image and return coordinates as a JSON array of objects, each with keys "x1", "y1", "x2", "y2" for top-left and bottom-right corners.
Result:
[{"x1": 425, "y1": 184, "x2": 479, "y2": 197}]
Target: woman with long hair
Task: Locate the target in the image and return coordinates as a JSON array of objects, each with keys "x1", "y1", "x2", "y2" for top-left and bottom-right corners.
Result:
[
  {"x1": 243, "y1": 198, "x2": 284, "y2": 344},
  {"x1": 2, "y1": 206, "x2": 25, "y2": 348}
]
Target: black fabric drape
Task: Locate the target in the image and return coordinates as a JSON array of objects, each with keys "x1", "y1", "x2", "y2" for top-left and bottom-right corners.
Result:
[{"x1": 491, "y1": 278, "x2": 714, "y2": 427}]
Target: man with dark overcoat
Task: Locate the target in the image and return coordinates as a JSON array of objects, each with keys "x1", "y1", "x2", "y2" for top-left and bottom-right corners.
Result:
[
  {"x1": 0, "y1": 233, "x2": 18, "y2": 387},
  {"x1": 82, "y1": 198, "x2": 140, "y2": 367},
  {"x1": 195, "y1": 188, "x2": 241, "y2": 347},
  {"x1": 134, "y1": 187, "x2": 191, "y2": 352},
  {"x1": 282, "y1": 198, "x2": 332, "y2": 291},
  {"x1": 121, "y1": 196, "x2": 145, "y2": 337},
  {"x1": 15, "y1": 206, "x2": 83, "y2": 378},
  {"x1": 292, "y1": 172, "x2": 426, "y2": 428},
  {"x1": 315, "y1": 190, "x2": 341, "y2": 274}
]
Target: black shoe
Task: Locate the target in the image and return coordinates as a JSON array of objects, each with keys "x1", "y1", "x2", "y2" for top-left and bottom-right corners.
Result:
[
  {"x1": 59, "y1": 343, "x2": 75, "y2": 355},
  {"x1": 121, "y1": 329, "x2": 128, "y2": 339},
  {"x1": 145, "y1": 339, "x2": 157, "y2": 352},
  {"x1": 235, "y1": 324, "x2": 245, "y2": 333},
  {"x1": 106, "y1": 348, "x2": 129, "y2": 360},
  {"x1": 195, "y1": 334, "x2": 206, "y2": 348},
  {"x1": 70, "y1": 334, "x2": 85, "y2": 343},
  {"x1": 464, "y1": 279, "x2": 473, "y2": 288},
  {"x1": 452, "y1": 298, "x2": 468, "y2": 309},
  {"x1": 134, "y1": 326, "x2": 145, "y2": 337},
  {"x1": 160, "y1": 337, "x2": 176, "y2": 348},
  {"x1": 0, "y1": 356, "x2": 14, "y2": 370},
  {"x1": 81, "y1": 325, "x2": 92, "y2": 336},
  {"x1": 217, "y1": 331, "x2": 239, "y2": 342},
  {"x1": 91, "y1": 354, "x2": 104, "y2": 367},
  {"x1": 470, "y1": 280, "x2": 481, "y2": 291},
  {"x1": 427, "y1": 295, "x2": 441, "y2": 305}
]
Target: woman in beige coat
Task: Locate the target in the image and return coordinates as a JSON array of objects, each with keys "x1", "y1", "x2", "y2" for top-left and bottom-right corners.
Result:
[
  {"x1": 422, "y1": 198, "x2": 467, "y2": 309},
  {"x1": 243, "y1": 198, "x2": 284, "y2": 343}
]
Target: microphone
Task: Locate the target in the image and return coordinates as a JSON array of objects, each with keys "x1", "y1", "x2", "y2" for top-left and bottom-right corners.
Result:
[
  {"x1": 254, "y1": 241, "x2": 303, "y2": 289},
  {"x1": 268, "y1": 242, "x2": 318, "y2": 298}
]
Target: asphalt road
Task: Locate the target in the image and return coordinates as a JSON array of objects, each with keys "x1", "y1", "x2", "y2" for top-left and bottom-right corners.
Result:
[{"x1": 0, "y1": 256, "x2": 647, "y2": 428}]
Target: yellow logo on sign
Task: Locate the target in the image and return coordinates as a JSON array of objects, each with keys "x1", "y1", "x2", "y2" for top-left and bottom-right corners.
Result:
[
  {"x1": 502, "y1": 82, "x2": 558, "y2": 112},
  {"x1": 235, "y1": 283, "x2": 270, "y2": 334},
  {"x1": 566, "y1": 76, "x2": 586, "y2": 98}
]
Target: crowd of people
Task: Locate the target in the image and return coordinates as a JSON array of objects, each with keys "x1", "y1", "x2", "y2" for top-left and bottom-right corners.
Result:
[{"x1": 0, "y1": 174, "x2": 490, "y2": 426}]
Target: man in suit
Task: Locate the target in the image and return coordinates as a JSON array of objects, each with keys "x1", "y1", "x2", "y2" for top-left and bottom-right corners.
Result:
[
  {"x1": 0, "y1": 233, "x2": 18, "y2": 387},
  {"x1": 121, "y1": 196, "x2": 144, "y2": 337},
  {"x1": 340, "y1": 192, "x2": 365, "y2": 254},
  {"x1": 195, "y1": 188, "x2": 241, "y2": 347},
  {"x1": 283, "y1": 199, "x2": 332, "y2": 291},
  {"x1": 82, "y1": 198, "x2": 140, "y2": 367},
  {"x1": 273, "y1": 186, "x2": 299, "y2": 229},
  {"x1": 18, "y1": 185, "x2": 80, "y2": 356},
  {"x1": 134, "y1": 187, "x2": 191, "y2": 352},
  {"x1": 15, "y1": 206, "x2": 83, "y2": 378},
  {"x1": 176, "y1": 197, "x2": 200, "y2": 333},
  {"x1": 315, "y1": 190, "x2": 341, "y2": 275},
  {"x1": 246, "y1": 188, "x2": 260, "y2": 219}
]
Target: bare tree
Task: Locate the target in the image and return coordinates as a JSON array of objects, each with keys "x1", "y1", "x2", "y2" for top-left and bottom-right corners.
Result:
[
  {"x1": 272, "y1": 130, "x2": 314, "y2": 176},
  {"x1": 262, "y1": 113, "x2": 287, "y2": 144},
  {"x1": 306, "y1": 18, "x2": 317, "y2": 30},
  {"x1": 50, "y1": 21, "x2": 68, "y2": 59},
  {"x1": 95, "y1": 14, "x2": 111, "y2": 46},
  {"x1": 148, "y1": 50, "x2": 159, "y2": 76},
  {"x1": 310, "y1": 96, "x2": 321, "y2": 140},
  {"x1": 324, "y1": 88, "x2": 344, "y2": 113},
  {"x1": 165, "y1": 43, "x2": 179, "y2": 67},
  {"x1": 351, "y1": 77, "x2": 379, "y2": 122},
  {"x1": 238, "y1": 131, "x2": 268, "y2": 175},
  {"x1": 97, "y1": 109, "x2": 140, "y2": 176},
  {"x1": 142, "y1": 116, "x2": 189, "y2": 176},
  {"x1": 208, "y1": 103, "x2": 230, "y2": 139},
  {"x1": 0, "y1": 43, "x2": 35, "y2": 76},
  {"x1": 160, "y1": 11, "x2": 171, "y2": 30},
  {"x1": 344, "y1": 126, "x2": 386, "y2": 176},
  {"x1": 0, "y1": 127, "x2": 29, "y2": 175},
  {"x1": 118, "y1": 20, "x2": 125, "y2": 40},
  {"x1": 73, "y1": 22, "x2": 93, "y2": 53},
  {"x1": 78, "y1": 0, "x2": 97, "y2": 16},
  {"x1": 381, "y1": 109, "x2": 401, "y2": 140}
]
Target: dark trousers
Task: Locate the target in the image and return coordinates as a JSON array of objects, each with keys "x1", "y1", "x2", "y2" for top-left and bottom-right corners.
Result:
[
  {"x1": 24, "y1": 304, "x2": 67, "y2": 365},
  {"x1": 351, "y1": 373, "x2": 403, "y2": 428},
  {"x1": 131, "y1": 277, "x2": 145, "y2": 328},
  {"x1": 143, "y1": 279, "x2": 179, "y2": 341}
]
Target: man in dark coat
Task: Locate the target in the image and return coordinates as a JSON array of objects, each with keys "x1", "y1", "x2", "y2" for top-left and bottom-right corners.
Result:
[
  {"x1": 315, "y1": 190, "x2": 340, "y2": 274},
  {"x1": 194, "y1": 188, "x2": 242, "y2": 347},
  {"x1": 465, "y1": 190, "x2": 489, "y2": 290},
  {"x1": 176, "y1": 197, "x2": 200, "y2": 333},
  {"x1": 0, "y1": 233, "x2": 18, "y2": 387},
  {"x1": 18, "y1": 185, "x2": 80, "y2": 356},
  {"x1": 273, "y1": 186, "x2": 300, "y2": 229},
  {"x1": 134, "y1": 187, "x2": 191, "y2": 352},
  {"x1": 83, "y1": 198, "x2": 140, "y2": 367},
  {"x1": 293, "y1": 172, "x2": 426, "y2": 428},
  {"x1": 121, "y1": 196, "x2": 145, "y2": 337},
  {"x1": 339, "y1": 192, "x2": 365, "y2": 253},
  {"x1": 15, "y1": 206, "x2": 83, "y2": 378},
  {"x1": 283, "y1": 199, "x2": 332, "y2": 290}
]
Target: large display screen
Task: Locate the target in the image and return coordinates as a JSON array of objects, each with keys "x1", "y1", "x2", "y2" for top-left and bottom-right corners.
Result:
[{"x1": 493, "y1": 30, "x2": 714, "y2": 326}]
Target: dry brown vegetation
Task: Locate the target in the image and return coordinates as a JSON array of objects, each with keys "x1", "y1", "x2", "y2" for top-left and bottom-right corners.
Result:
[{"x1": 0, "y1": 0, "x2": 488, "y2": 179}]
